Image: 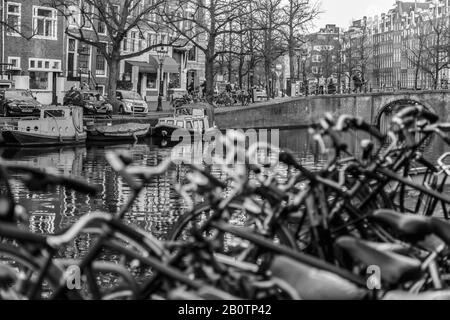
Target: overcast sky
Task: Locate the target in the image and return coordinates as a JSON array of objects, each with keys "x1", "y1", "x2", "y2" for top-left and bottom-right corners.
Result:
[{"x1": 312, "y1": 0, "x2": 398, "y2": 30}]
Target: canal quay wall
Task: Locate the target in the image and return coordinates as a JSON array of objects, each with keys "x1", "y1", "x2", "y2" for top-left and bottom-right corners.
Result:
[{"x1": 215, "y1": 90, "x2": 450, "y2": 130}]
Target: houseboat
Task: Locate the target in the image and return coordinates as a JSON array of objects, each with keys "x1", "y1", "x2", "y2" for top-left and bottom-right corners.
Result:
[
  {"x1": 153, "y1": 104, "x2": 217, "y2": 139},
  {"x1": 1, "y1": 106, "x2": 87, "y2": 146}
]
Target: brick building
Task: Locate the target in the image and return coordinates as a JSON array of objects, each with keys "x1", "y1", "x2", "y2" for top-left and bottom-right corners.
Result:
[
  {"x1": 0, "y1": 0, "x2": 205, "y2": 105},
  {"x1": 302, "y1": 24, "x2": 342, "y2": 94},
  {"x1": 0, "y1": 0, "x2": 66, "y2": 104}
]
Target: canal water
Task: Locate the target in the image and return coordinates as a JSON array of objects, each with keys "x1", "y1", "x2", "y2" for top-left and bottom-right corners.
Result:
[{"x1": 2, "y1": 128, "x2": 449, "y2": 247}]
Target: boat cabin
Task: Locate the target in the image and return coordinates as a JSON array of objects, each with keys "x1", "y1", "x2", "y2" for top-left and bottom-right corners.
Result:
[
  {"x1": 6, "y1": 106, "x2": 84, "y2": 137},
  {"x1": 156, "y1": 104, "x2": 216, "y2": 134},
  {"x1": 158, "y1": 117, "x2": 207, "y2": 132}
]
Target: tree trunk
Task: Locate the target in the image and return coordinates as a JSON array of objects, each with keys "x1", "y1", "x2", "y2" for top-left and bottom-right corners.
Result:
[
  {"x1": 107, "y1": 55, "x2": 120, "y2": 114},
  {"x1": 288, "y1": 43, "x2": 295, "y2": 97},
  {"x1": 414, "y1": 64, "x2": 419, "y2": 90},
  {"x1": 265, "y1": 59, "x2": 271, "y2": 101},
  {"x1": 205, "y1": 55, "x2": 215, "y2": 103}
]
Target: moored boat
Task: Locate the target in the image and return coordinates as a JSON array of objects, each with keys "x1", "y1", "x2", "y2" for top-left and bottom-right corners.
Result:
[
  {"x1": 86, "y1": 122, "x2": 150, "y2": 142},
  {"x1": 1, "y1": 106, "x2": 86, "y2": 147},
  {"x1": 153, "y1": 104, "x2": 218, "y2": 139}
]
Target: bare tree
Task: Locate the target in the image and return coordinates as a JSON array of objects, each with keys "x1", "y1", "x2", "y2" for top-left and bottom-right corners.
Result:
[
  {"x1": 279, "y1": 0, "x2": 320, "y2": 91},
  {"x1": 164, "y1": 0, "x2": 251, "y2": 102},
  {"x1": 44, "y1": 0, "x2": 187, "y2": 112},
  {"x1": 403, "y1": 25, "x2": 427, "y2": 90},
  {"x1": 253, "y1": 0, "x2": 286, "y2": 100},
  {"x1": 415, "y1": 15, "x2": 450, "y2": 90},
  {"x1": 340, "y1": 31, "x2": 357, "y2": 92}
]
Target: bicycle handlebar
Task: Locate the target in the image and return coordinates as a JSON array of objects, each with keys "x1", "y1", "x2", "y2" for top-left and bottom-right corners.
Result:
[
  {"x1": 393, "y1": 105, "x2": 439, "y2": 125},
  {"x1": 335, "y1": 115, "x2": 385, "y2": 141}
]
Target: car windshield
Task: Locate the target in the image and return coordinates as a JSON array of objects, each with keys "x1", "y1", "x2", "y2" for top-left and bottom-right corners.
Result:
[
  {"x1": 5, "y1": 90, "x2": 34, "y2": 101},
  {"x1": 120, "y1": 91, "x2": 142, "y2": 100}
]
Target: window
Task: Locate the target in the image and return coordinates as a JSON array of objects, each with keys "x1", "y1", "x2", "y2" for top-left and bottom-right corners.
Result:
[
  {"x1": 67, "y1": 38, "x2": 77, "y2": 78},
  {"x1": 123, "y1": 33, "x2": 129, "y2": 51},
  {"x1": 148, "y1": 33, "x2": 158, "y2": 48},
  {"x1": 80, "y1": 1, "x2": 94, "y2": 29},
  {"x1": 312, "y1": 55, "x2": 322, "y2": 63},
  {"x1": 96, "y1": 43, "x2": 107, "y2": 76},
  {"x1": 7, "y1": 2, "x2": 21, "y2": 35},
  {"x1": 29, "y1": 58, "x2": 61, "y2": 71},
  {"x1": 33, "y1": 6, "x2": 57, "y2": 39},
  {"x1": 131, "y1": 31, "x2": 137, "y2": 52},
  {"x1": 146, "y1": 73, "x2": 157, "y2": 88},
  {"x1": 186, "y1": 121, "x2": 193, "y2": 130},
  {"x1": 110, "y1": 4, "x2": 120, "y2": 20},
  {"x1": 78, "y1": 45, "x2": 91, "y2": 72},
  {"x1": 8, "y1": 57, "x2": 20, "y2": 70},
  {"x1": 68, "y1": 5, "x2": 80, "y2": 27},
  {"x1": 98, "y1": 21, "x2": 106, "y2": 34},
  {"x1": 169, "y1": 73, "x2": 180, "y2": 89},
  {"x1": 188, "y1": 46, "x2": 197, "y2": 61},
  {"x1": 30, "y1": 71, "x2": 48, "y2": 90}
]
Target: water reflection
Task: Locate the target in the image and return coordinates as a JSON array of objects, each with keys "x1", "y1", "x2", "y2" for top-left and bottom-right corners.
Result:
[{"x1": 1, "y1": 128, "x2": 449, "y2": 257}]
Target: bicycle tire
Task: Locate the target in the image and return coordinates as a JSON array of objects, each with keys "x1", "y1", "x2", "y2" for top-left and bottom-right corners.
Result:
[
  {"x1": 0, "y1": 242, "x2": 82, "y2": 300},
  {"x1": 166, "y1": 200, "x2": 297, "y2": 249}
]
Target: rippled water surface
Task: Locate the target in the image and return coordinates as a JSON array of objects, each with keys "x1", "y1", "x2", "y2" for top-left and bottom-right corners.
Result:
[{"x1": 2, "y1": 128, "x2": 449, "y2": 248}]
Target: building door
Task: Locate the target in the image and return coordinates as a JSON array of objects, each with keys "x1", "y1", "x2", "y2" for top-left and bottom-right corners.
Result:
[
  {"x1": 52, "y1": 73, "x2": 58, "y2": 105},
  {"x1": 187, "y1": 70, "x2": 196, "y2": 92}
]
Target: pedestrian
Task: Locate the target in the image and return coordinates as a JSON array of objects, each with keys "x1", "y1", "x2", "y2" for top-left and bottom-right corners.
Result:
[
  {"x1": 188, "y1": 82, "x2": 194, "y2": 94},
  {"x1": 201, "y1": 80, "x2": 206, "y2": 98}
]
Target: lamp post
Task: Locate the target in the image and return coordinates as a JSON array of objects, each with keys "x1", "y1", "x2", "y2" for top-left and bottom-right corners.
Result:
[{"x1": 156, "y1": 45, "x2": 167, "y2": 112}]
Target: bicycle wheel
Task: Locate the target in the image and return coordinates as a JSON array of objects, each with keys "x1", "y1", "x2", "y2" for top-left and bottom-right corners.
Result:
[
  {"x1": 167, "y1": 200, "x2": 296, "y2": 249},
  {"x1": 0, "y1": 242, "x2": 81, "y2": 300}
]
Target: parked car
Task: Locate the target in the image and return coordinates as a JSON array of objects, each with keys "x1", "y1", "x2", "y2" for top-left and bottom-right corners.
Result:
[
  {"x1": 113, "y1": 90, "x2": 149, "y2": 115},
  {"x1": 63, "y1": 89, "x2": 113, "y2": 115},
  {"x1": 0, "y1": 89, "x2": 42, "y2": 117}
]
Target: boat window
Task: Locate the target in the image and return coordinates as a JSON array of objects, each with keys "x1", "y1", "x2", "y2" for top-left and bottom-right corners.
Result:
[
  {"x1": 167, "y1": 120, "x2": 174, "y2": 125},
  {"x1": 186, "y1": 121, "x2": 193, "y2": 129},
  {"x1": 44, "y1": 110, "x2": 64, "y2": 118},
  {"x1": 34, "y1": 126, "x2": 39, "y2": 131},
  {"x1": 177, "y1": 120, "x2": 184, "y2": 127},
  {"x1": 199, "y1": 120, "x2": 204, "y2": 129},
  {"x1": 26, "y1": 126, "x2": 30, "y2": 132},
  {"x1": 65, "y1": 127, "x2": 69, "y2": 132},
  {"x1": 193, "y1": 120, "x2": 199, "y2": 130}
]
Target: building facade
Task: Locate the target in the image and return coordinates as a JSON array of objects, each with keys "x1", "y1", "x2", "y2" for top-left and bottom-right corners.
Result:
[
  {"x1": 346, "y1": 0, "x2": 450, "y2": 91},
  {"x1": 0, "y1": 0, "x2": 205, "y2": 105},
  {"x1": 301, "y1": 24, "x2": 342, "y2": 94}
]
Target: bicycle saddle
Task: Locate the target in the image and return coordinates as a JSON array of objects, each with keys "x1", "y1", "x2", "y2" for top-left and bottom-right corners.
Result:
[
  {"x1": 270, "y1": 255, "x2": 368, "y2": 300},
  {"x1": 364, "y1": 241, "x2": 411, "y2": 255},
  {"x1": 336, "y1": 237, "x2": 422, "y2": 286},
  {"x1": 430, "y1": 217, "x2": 450, "y2": 247},
  {"x1": 371, "y1": 210, "x2": 433, "y2": 240},
  {"x1": 383, "y1": 290, "x2": 450, "y2": 300},
  {"x1": 0, "y1": 264, "x2": 16, "y2": 288}
]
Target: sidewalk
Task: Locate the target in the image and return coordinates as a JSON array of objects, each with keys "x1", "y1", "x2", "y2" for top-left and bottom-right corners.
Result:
[{"x1": 146, "y1": 101, "x2": 173, "y2": 112}]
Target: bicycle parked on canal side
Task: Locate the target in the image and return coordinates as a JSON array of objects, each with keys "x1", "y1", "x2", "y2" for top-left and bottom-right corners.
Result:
[{"x1": 4, "y1": 104, "x2": 450, "y2": 299}]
